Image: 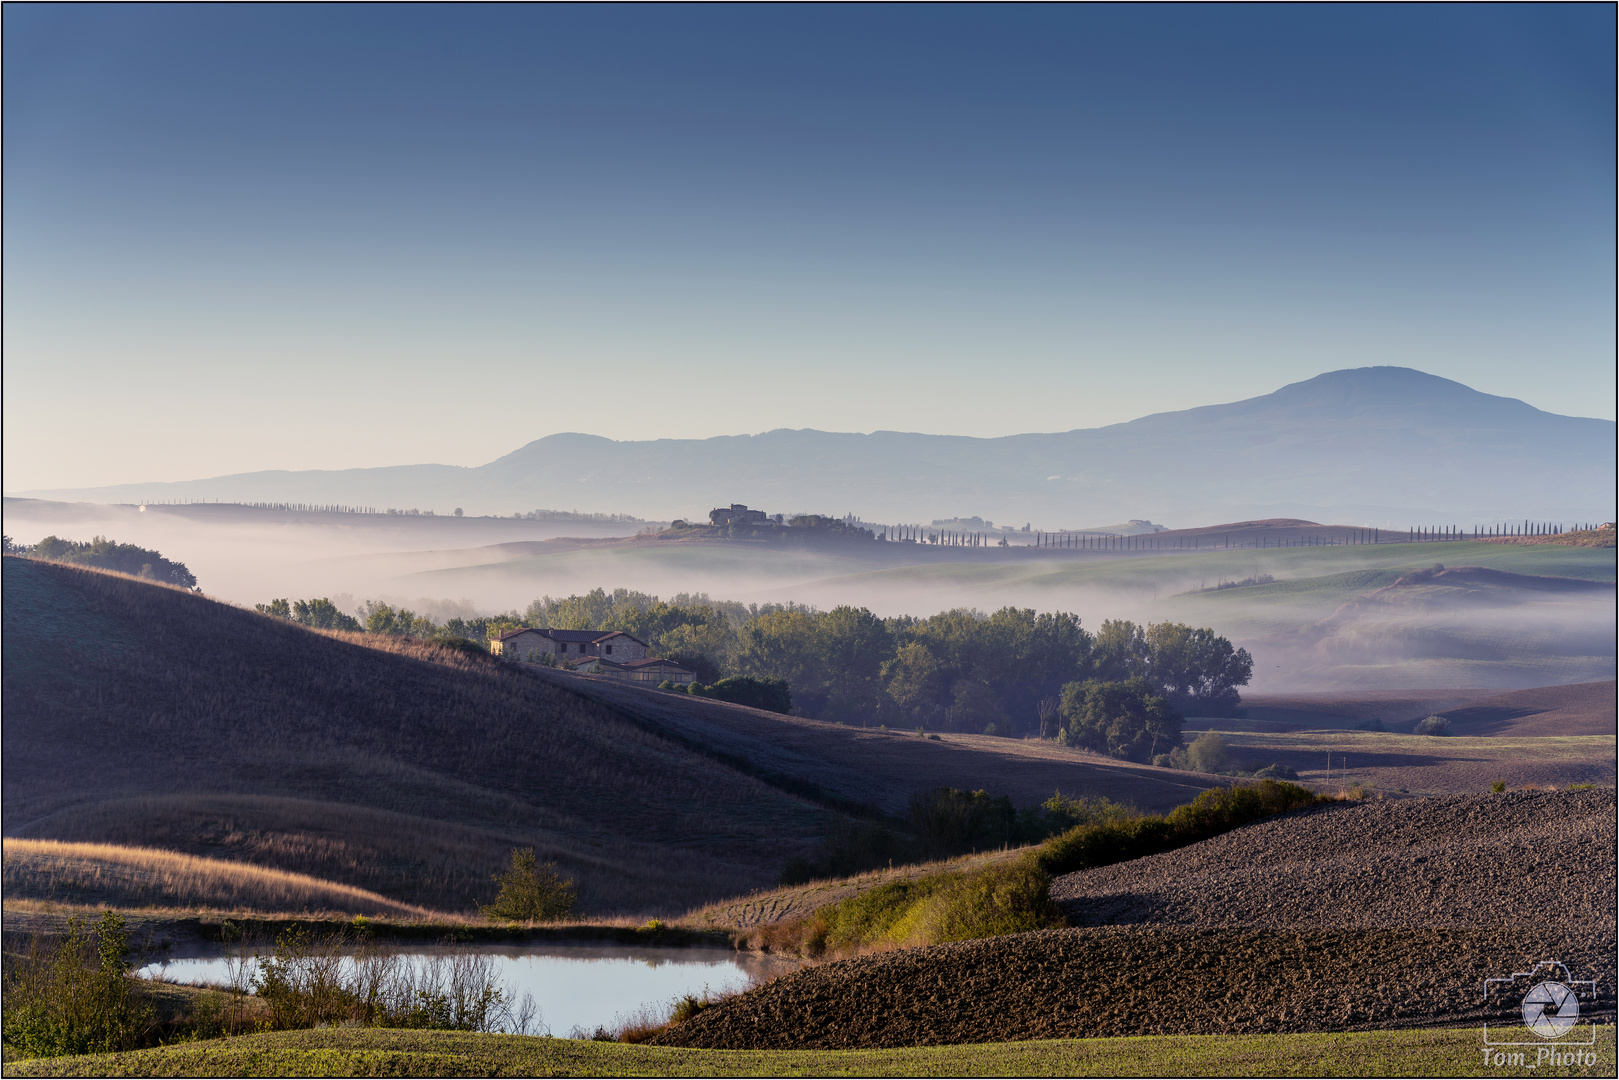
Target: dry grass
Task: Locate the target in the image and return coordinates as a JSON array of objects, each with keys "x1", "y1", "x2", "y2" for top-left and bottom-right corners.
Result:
[
  {"x1": 2, "y1": 839, "x2": 436, "y2": 919},
  {"x1": 682, "y1": 848, "x2": 1026, "y2": 933}
]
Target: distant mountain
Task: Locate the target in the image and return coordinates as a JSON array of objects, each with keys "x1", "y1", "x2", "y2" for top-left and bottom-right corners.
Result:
[{"x1": 18, "y1": 368, "x2": 1614, "y2": 527}]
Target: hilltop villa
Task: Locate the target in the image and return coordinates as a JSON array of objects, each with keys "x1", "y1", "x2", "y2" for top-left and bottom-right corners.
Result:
[{"x1": 709, "y1": 503, "x2": 774, "y2": 526}]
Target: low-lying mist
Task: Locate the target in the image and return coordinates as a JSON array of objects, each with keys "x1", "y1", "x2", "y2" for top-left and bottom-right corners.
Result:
[{"x1": 7, "y1": 498, "x2": 1611, "y2": 694}]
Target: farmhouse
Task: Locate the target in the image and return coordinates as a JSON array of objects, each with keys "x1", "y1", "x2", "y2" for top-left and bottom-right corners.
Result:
[
  {"x1": 490, "y1": 627, "x2": 649, "y2": 663},
  {"x1": 709, "y1": 503, "x2": 773, "y2": 527},
  {"x1": 575, "y1": 656, "x2": 698, "y2": 686}
]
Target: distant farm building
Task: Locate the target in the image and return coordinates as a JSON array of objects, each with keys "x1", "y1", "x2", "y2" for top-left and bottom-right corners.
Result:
[
  {"x1": 575, "y1": 656, "x2": 697, "y2": 685},
  {"x1": 709, "y1": 503, "x2": 771, "y2": 527},
  {"x1": 491, "y1": 628, "x2": 649, "y2": 663},
  {"x1": 490, "y1": 628, "x2": 695, "y2": 686}
]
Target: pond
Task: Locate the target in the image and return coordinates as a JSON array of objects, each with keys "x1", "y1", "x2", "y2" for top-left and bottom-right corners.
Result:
[{"x1": 137, "y1": 941, "x2": 793, "y2": 1037}]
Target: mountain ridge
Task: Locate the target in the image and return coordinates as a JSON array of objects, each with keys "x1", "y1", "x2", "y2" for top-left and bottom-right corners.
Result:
[{"x1": 16, "y1": 367, "x2": 1614, "y2": 525}]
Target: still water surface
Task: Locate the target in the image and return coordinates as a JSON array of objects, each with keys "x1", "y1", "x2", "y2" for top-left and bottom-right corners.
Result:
[{"x1": 139, "y1": 942, "x2": 790, "y2": 1036}]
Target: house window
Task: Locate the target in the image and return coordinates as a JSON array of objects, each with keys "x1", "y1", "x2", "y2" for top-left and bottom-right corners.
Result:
[
  {"x1": 605, "y1": 645, "x2": 612, "y2": 655},
  {"x1": 559, "y1": 643, "x2": 568, "y2": 653}
]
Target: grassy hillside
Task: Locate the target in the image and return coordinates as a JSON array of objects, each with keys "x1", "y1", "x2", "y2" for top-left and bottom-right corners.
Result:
[
  {"x1": 7, "y1": 1025, "x2": 1613, "y2": 1078},
  {"x1": 2, "y1": 558, "x2": 1214, "y2": 916},
  {"x1": 1, "y1": 840, "x2": 435, "y2": 919}
]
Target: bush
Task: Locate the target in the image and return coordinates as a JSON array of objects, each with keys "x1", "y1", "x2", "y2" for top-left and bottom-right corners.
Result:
[
  {"x1": 1, "y1": 911, "x2": 154, "y2": 1058},
  {"x1": 770, "y1": 857, "x2": 1064, "y2": 958},
  {"x1": 1185, "y1": 732, "x2": 1230, "y2": 773},
  {"x1": 1034, "y1": 779, "x2": 1320, "y2": 878},
  {"x1": 480, "y1": 848, "x2": 576, "y2": 922},
  {"x1": 777, "y1": 817, "x2": 909, "y2": 885},
  {"x1": 249, "y1": 927, "x2": 535, "y2": 1034},
  {"x1": 1413, "y1": 715, "x2": 1451, "y2": 736},
  {"x1": 693, "y1": 676, "x2": 793, "y2": 714},
  {"x1": 1354, "y1": 717, "x2": 1386, "y2": 732},
  {"x1": 908, "y1": 787, "x2": 1018, "y2": 856},
  {"x1": 1253, "y1": 762, "x2": 1298, "y2": 780}
]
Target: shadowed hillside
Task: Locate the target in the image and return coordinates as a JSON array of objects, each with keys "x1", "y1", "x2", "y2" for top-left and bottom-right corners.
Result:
[
  {"x1": 2, "y1": 557, "x2": 827, "y2": 915},
  {"x1": 1, "y1": 558, "x2": 1215, "y2": 916}
]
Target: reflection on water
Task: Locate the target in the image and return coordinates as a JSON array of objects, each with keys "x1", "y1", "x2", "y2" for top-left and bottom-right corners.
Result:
[{"x1": 138, "y1": 942, "x2": 792, "y2": 1037}]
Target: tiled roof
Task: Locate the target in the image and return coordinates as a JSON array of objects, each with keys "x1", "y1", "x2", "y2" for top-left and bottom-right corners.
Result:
[
  {"x1": 624, "y1": 658, "x2": 694, "y2": 671},
  {"x1": 493, "y1": 627, "x2": 649, "y2": 646}
]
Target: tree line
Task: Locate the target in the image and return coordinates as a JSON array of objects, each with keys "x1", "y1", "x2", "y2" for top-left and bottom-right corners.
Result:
[
  {"x1": 251, "y1": 585, "x2": 1253, "y2": 762},
  {"x1": 4, "y1": 535, "x2": 197, "y2": 589}
]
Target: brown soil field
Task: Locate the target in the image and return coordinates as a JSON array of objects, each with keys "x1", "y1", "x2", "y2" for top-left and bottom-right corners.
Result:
[
  {"x1": 1239, "y1": 681, "x2": 1615, "y2": 734},
  {"x1": 656, "y1": 791, "x2": 1615, "y2": 1049},
  {"x1": 654, "y1": 926, "x2": 1612, "y2": 1048},
  {"x1": 1, "y1": 557, "x2": 1213, "y2": 917},
  {"x1": 1051, "y1": 789, "x2": 1615, "y2": 932},
  {"x1": 1440, "y1": 682, "x2": 1618, "y2": 737}
]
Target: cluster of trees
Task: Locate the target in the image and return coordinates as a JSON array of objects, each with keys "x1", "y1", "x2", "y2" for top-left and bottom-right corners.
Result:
[
  {"x1": 5, "y1": 534, "x2": 197, "y2": 589},
  {"x1": 247, "y1": 583, "x2": 1253, "y2": 764},
  {"x1": 254, "y1": 598, "x2": 363, "y2": 632},
  {"x1": 514, "y1": 588, "x2": 1251, "y2": 751},
  {"x1": 664, "y1": 515, "x2": 877, "y2": 542}
]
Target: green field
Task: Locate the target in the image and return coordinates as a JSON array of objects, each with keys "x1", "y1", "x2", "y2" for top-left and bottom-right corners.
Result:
[{"x1": 5, "y1": 1026, "x2": 1613, "y2": 1077}]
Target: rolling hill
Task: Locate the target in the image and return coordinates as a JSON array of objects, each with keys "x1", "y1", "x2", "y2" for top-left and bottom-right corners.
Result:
[
  {"x1": 0, "y1": 557, "x2": 1217, "y2": 916},
  {"x1": 16, "y1": 367, "x2": 1615, "y2": 525}
]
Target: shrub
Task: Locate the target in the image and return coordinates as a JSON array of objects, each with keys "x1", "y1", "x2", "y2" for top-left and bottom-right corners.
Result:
[
  {"x1": 1414, "y1": 715, "x2": 1451, "y2": 736},
  {"x1": 1354, "y1": 717, "x2": 1387, "y2": 732},
  {"x1": 1253, "y1": 762, "x2": 1298, "y2": 781},
  {"x1": 1038, "y1": 791, "x2": 1136, "y2": 833},
  {"x1": 770, "y1": 858, "x2": 1064, "y2": 958},
  {"x1": 1, "y1": 911, "x2": 155, "y2": 1058},
  {"x1": 1034, "y1": 779, "x2": 1320, "y2": 878},
  {"x1": 777, "y1": 817, "x2": 909, "y2": 885},
  {"x1": 1490, "y1": 779, "x2": 1507, "y2": 793},
  {"x1": 908, "y1": 787, "x2": 1017, "y2": 856},
  {"x1": 694, "y1": 675, "x2": 793, "y2": 714},
  {"x1": 1185, "y1": 732, "x2": 1230, "y2": 773},
  {"x1": 480, "y1": 848, "x2": 576, "y2": 922}
]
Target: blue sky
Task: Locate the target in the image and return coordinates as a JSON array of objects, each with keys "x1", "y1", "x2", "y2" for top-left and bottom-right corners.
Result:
[{"x1": 4, "y1": 4, "x2": 1613, "y2": 489}]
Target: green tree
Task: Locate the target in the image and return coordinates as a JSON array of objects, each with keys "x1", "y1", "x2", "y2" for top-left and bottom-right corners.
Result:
[
  {"x1": 292, "y1": 598, "x2": 363, "y2": 632},
  {"x1": 883, "y1": 642, "x2": 945, "y2": 721},
  {"x1": 255, "y1": 598, "x2": 293, "y2": 619},
  {"x1": 1143, "y1": 622, "x2": 1253, "y2": 716},
  {"x1": 1058, "y1": 677, "x2": 1182, "y2": 763},
  {"x1": 480, "y1": 848, "x2": 576, "y2": 922},
  {"x1": 1090, "y1": 620, "x2": 1152, "y2": 682}
]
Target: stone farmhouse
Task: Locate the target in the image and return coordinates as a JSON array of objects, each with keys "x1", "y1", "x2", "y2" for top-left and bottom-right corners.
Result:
[
  {"x1": 491, "y1": 627, "x2": 649, "y2": 663},
  {"x1": 490, "y1": 627, "x2": 697, "y2": 686},
  {"x1": 574, "y1": 656, "x2": 698, "y2": 685}
]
